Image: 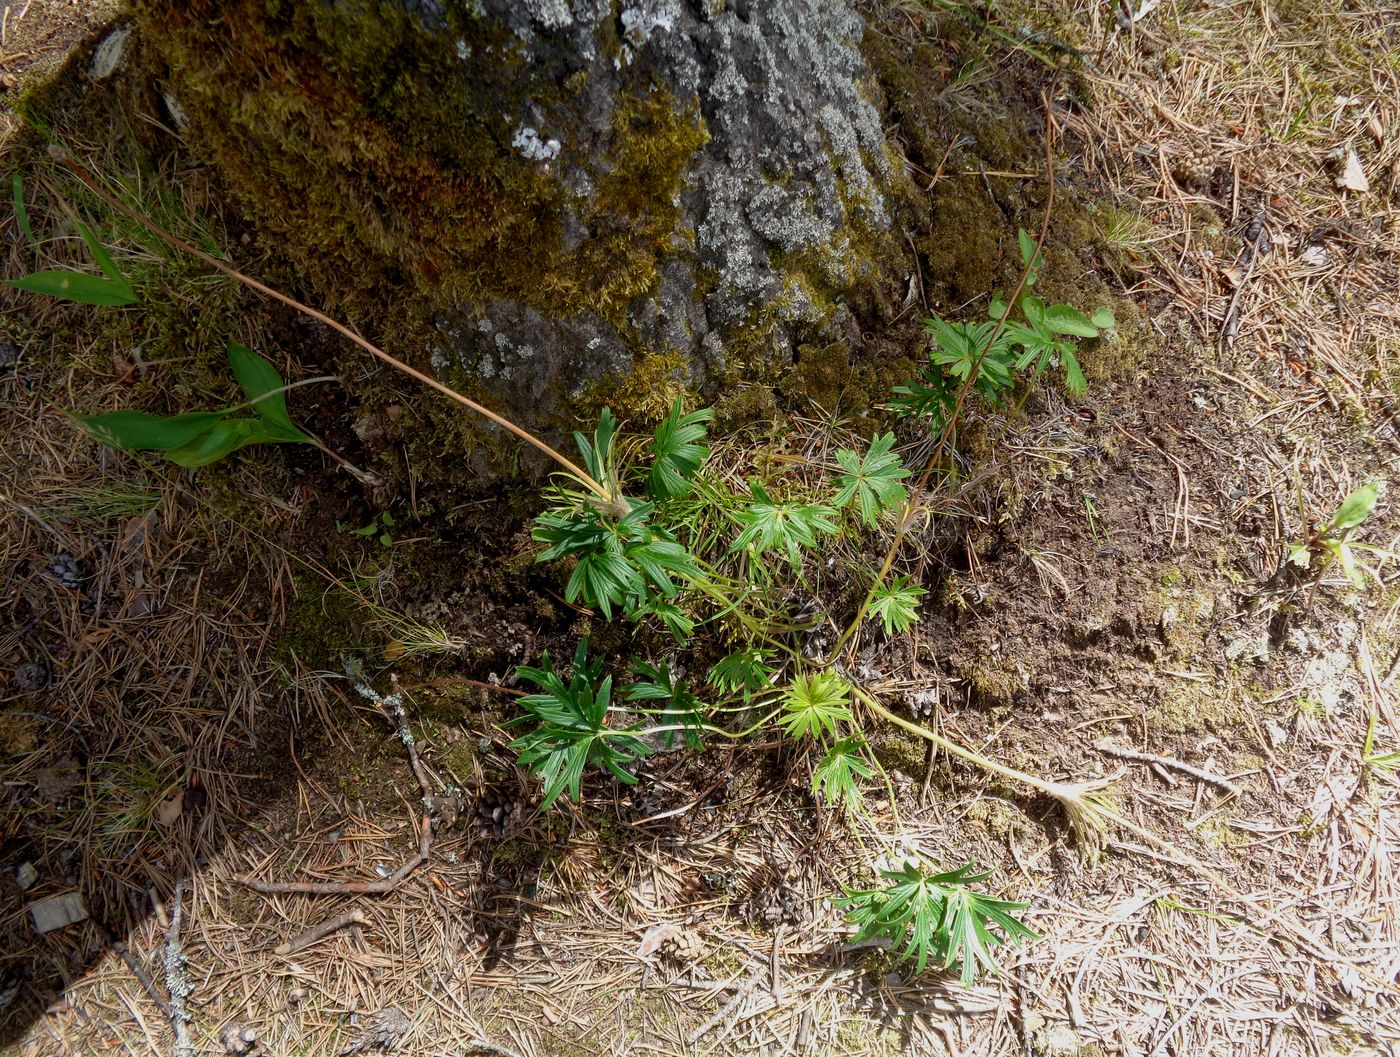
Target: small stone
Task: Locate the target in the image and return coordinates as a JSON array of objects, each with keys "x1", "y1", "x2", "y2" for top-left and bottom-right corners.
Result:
[
  {"x1": 0, "y1": 342, "x2": 20, "y2": 370},
  {"x1": 29, "y1": 892, "x2": 87, "y2": 933},
  {"x1": 15, "y1": 862, "x2": 38, "y2": 890}
]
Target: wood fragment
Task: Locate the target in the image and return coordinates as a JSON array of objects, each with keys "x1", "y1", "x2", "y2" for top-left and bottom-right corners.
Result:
[
  {"x1": 275, "y1": 909, "x2": 367, "y2": 956},
  {"x1": 1094, "y1": 741, "x2": 1242, "y2": 796}
]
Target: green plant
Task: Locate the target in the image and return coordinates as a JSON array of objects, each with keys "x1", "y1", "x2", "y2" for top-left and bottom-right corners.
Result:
[
  {"x1": 341, "y1": 510, "x2": 397, "y2": 548},
  {"x1": 507, "y1": 640, "x2": 653, "y2": 809},
  {"x1": 867, "y1": 575, "x2": 927, "y2": 637},
  {"x1": 71, "y1": 345, "x2": 315, "y2": 467},
  {"x1": 7, "y1": 178, "x2": 136, "y2": 306},
  {"x1": 838, "y1": 860, "x2": 1037, "y2": 985},
  {"x1": 892, "y1": 228, "x2": 1113, "y2": 429},
  {"x1": 1287, "y1": 482, "x2": 1387, "y2": 587}
]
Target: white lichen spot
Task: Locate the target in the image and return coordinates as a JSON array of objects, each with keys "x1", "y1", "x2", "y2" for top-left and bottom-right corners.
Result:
[
  {"x1": 512, "y1": 126, "x2": 561, "y2": 162},
  {"x1": 162, "y1": 93, "x2": 190, "y2": 131},
  {"x1": 456, "y1": 39, "x2": 470, "y2": 60},
  {"x1": 523, "y1": 0, "x2": 573, "y2": 30},
  {"x1": 476, "y1": 318, "x2": 493, "y2": 333},
  {"x1": 621, "y1": 3, "x2": 677, "y2": 46},
  {"x1": 430, "y1": 347, "x2": 449, "y2": 370},
  {"x1": 90, "y1": 26, "x2": 131, "y2": 81}
]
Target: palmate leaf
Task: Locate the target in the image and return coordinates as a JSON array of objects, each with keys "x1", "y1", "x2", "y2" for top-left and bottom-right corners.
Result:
[
  {"x1": 707, "y1": 647, "x2": 776, "y2": 703},
  {"x1": 534, "y1": 500, "x2": 699, "y2": 619},
  {"x1": 833, "y1": 433, "x2": 909, "y2": 528},
  {"x1": 838, "y1": 860, "x2": 1036, "y2": 986},
  {"x1": 867, "y1": 575, "x2": 927, "y2": 636},
  {"x1": 812, "y1": 737, "x2": 875, "y2": 812},
  {"x1": 624, "y1": 660, "x2": 707, "y2": 750},
  {"x1": 647, "y1": 399, "x2": 713, "y2": 500},
  {"x1": 779, "y1": 671, "x2": 853, "y2": 742},
  {"x1": 508, "y1": 640, "x2": 651, "y2": 808},
  {"x1": 731, "y1": 480, "x2": 839, "y2": 569}
]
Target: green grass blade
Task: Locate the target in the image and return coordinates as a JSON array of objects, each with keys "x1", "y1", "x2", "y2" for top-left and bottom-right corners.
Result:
[{"x1": 12, "y1": 173, "x2": 36, "y2": 247}]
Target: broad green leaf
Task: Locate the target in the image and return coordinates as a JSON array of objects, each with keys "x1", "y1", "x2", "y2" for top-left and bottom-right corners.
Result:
[
  {"x1": 71, "y1": 409, "x2": 229, "y2": 450},
  {"x1": 164, "y1": 418, "x2": 265, "y2": 467},
  {"x1": 1286, "y1": 543, "x2": 1311, "y2": 568},
  {"x1": 1017, "y1": 228, "x2": 1043, "y2": 284},
  {"x1": 1061, "y1": 347, "x2": 1087, "y2": 398},
  {"x1": 76, "y1": 223, "x2": 132, "y2": 292},
  {"x1": 1324, "y1": 483, "x2": 1381, "y2": 534},
  {"x1": 8, "y1": 270, "x2": 137, "y2": 306},
  {"x1": 1042, "y1": 304, "x2": 1099, "y2": 338},
  {"x1": 1090, "y1": 306, "x2": 1116, "y2": 329},
  {"x1": 226, "y1": 344, "x2": 299, "y2": 432}
]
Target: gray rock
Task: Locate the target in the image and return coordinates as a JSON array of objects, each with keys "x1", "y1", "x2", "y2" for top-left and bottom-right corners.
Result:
[
  {"x1": 29, "y1": 892, "x2": 87, "y2": 933},
  {"x1": 135, "y1": 0, "x2": 897, "y2": 429}
]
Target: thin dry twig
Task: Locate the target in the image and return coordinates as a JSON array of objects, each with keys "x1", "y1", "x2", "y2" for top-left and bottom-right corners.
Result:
[
  {"x1": 274, "y1": 909, "x2": 368, "y2": 956},
  {"x1": 240, "y1": 667, "x2": 435, "y2": 895},
  {"x1": 1094, "y1": 741, "x2": 1243, "y2": 797}
]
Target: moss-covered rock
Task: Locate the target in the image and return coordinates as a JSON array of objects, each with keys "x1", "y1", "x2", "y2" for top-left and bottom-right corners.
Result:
[{"x1": 128, "y1": 0, "x2": 903, "y2": 441}]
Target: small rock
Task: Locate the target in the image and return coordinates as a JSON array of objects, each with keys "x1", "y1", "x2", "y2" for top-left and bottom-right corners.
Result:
[
  {"x1": 0, "y1": 342, "x2": 21, "y2": 370},
  {"x1": 15, "y1": 862, "x2": 38, "y2": 890},
  {"x1": 46, "y1": 554, "x2": 86, "y2": 590},
  {"x1": 29, "y1": 892, "x2": 87, "y2": 933},
  {"x1": 219, "y1": 1021, "x2": 261, "y2": 1056}
]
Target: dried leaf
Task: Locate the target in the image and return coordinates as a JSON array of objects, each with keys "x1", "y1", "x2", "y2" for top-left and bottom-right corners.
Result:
[
  {"x1": 636, "y1": 922, "x2": 681, "y2": 958},
  {"x1": 1336, "y1": 149, "x2": 1370, "y2": 193}
]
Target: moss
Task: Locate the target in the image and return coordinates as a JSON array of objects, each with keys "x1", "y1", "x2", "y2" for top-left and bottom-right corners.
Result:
[
  {"x1": 1149, "y1": 679, "x2": 1244, "y2": 734},
  {"x1": 590, "y1": 349, "x2": 692, "y2": 425},
  {"x1": 277, "y1": 575, "x2": 374, "y2": 670},
  {"x1": 967, "y1": 658, "x2": 1029, "y2": 706},
  {"x1": 131, "y1": 3, "x2": 707, "y2": 323}
]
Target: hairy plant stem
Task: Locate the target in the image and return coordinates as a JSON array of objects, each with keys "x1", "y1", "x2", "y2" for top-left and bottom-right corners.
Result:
[{"x1": 52, "y1": 148, "x2": 615, "y2": 505}]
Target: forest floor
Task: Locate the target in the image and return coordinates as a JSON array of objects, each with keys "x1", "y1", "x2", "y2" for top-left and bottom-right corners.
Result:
[{"x1": 2, "y1": 1, "x2": 1400, "y2": 1056}]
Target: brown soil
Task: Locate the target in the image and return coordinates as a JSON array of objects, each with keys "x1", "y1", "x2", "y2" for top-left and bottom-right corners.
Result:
[{"x1": 2, "y1": 1, "x2": 1399, "y2": 1056}]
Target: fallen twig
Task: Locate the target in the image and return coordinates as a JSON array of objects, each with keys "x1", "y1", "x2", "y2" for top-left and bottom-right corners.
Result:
[
  {"x1": 1094, "y1": 741, "x2": 1242, "y2": 797},
  {"x1": 164, "y1": 880, "x2": 195, "y2": 1057},
  {"x1": 275, "y1": 909, "x2": 368, "y2": 956},
  {"x1": 241, "y1": 665, "x2": 435, "y2": 895},
  {"x1": 91, "y1": 919, "x2": 174, "y2": 1023}
]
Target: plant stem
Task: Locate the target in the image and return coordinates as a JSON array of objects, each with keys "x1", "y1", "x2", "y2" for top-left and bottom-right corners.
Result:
[
  {"x1": 828, "y1": 80, "x2": 1061, "y2": 664},
  {"x1": 52, "y1": 148, "x2": 615, "y2": 504}
]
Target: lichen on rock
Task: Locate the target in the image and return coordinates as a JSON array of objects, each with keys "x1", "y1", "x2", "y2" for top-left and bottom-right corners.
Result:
[{"x1": 130, "y1": 0, "x2": 900, "y2": 433}]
